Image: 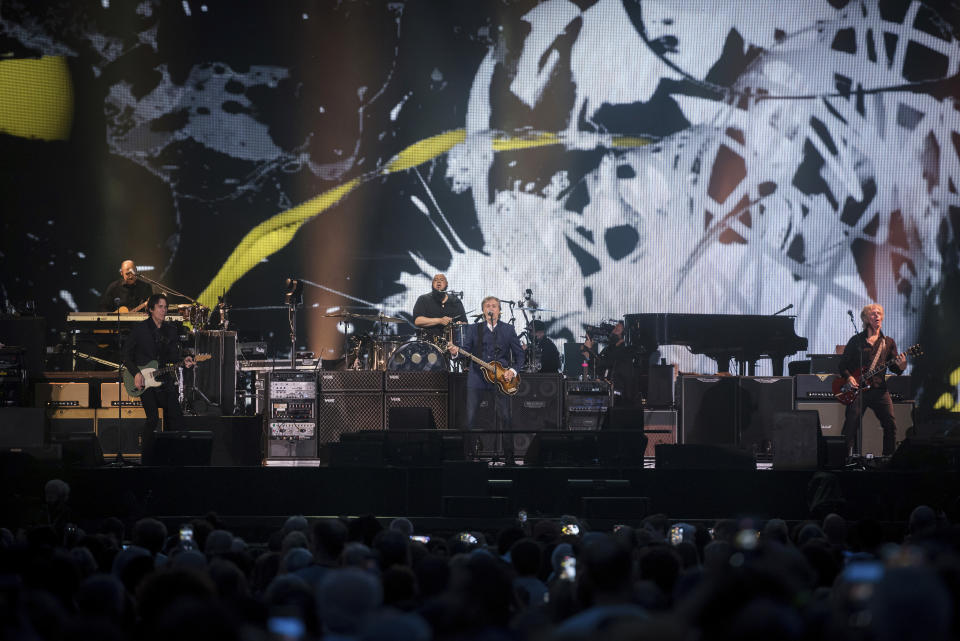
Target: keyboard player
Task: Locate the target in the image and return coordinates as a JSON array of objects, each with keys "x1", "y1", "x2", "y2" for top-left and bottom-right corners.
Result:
[{"x1": 98, "y1": 260, "x2": 153, "y2": 313}]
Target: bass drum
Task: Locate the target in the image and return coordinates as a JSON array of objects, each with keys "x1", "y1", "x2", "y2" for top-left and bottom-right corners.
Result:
[{"x1": 387, "y1": 341, "x2": 449, "y2": 372}]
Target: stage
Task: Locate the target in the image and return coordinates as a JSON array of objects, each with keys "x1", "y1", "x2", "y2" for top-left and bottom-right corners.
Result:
[{"x1": 5, "y1": 451, "x2": 959, "y2": 540}]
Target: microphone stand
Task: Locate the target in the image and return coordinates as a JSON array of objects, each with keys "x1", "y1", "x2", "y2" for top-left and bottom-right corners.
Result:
[
  {"x1": 846, "y1": 312, "x2": 864, "y2": 459},
  {"x1": 112, "y1": 300, "x2": 128, "y2": 466}
]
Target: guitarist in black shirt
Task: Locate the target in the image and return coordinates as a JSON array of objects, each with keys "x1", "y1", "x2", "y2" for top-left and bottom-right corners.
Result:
[
  {"x1": 123, "y1": 293, "x2": 195, "y2": 462},
  {"x1": 839, "y1": 303, "x2": 907, "y2": 456}
]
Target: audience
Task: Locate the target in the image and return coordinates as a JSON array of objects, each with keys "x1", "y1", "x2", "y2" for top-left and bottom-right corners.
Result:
[{"x1": 2, "y1": 479, "x2": 959, "y2": 641}]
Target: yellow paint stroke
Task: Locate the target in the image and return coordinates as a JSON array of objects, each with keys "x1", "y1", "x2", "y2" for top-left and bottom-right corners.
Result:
[
  {"x1": 0, "y1": 56, "x2": 73, "y2": 141},
  {"x1": 934, "y1": 392, "x2": 956, "y2": 411},
  {"x1": 198, "y1": 128, "x2": 654, "y2": 305},
  {"x1": 950, "y1": 366, "x2": 960, "y2": 388}
]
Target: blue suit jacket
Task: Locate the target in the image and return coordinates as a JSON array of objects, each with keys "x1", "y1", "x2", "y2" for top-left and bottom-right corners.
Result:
[{"x1": 457, "y1": 321, "x2": 525, "y2": 390}]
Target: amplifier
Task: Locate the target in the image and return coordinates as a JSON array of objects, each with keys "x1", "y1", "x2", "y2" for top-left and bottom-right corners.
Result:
[
  {"x1": 385, "y1": 371, "x2": 447, "y2": 392},
  {"x1": 565, "y1": 379, "x2": 612, "y2": 430},
  {"x1": 35, "y1": 382, "x2": 89, "y2": 408},
  {"x1": 795, "y1": 374, "x2": 837, "y2": 400},
  {"x1": 798, "y1": 400, "x2": 914, "y2": 457},
  {"x1": 317, "y1": 392, "x2": 383, "y2": 443},
  {"x1": 384, "y1": 392, "x2": 449, "y2": 430},
  {"x1": 100, "y1": 382, "x2": 142, "y2": 407},
  {"x1": 318, "y1": 370, "x2": 382, "y2": 392},
  {"x1": 269, "y1": 370, "x2": 317, "y2": 399}
]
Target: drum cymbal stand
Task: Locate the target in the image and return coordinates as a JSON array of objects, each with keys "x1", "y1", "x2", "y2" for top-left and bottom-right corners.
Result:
[{"x1": 284, "y1": 279, "x2": 304, "y2": 368}]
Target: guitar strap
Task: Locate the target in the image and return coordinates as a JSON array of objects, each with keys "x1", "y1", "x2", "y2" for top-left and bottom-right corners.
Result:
[{"x1": 865, "y1": 335, "x2": 885, "y2": 375}]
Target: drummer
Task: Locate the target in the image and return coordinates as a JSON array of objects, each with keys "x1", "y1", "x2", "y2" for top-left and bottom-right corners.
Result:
[{"x1": 412, "y1": 273, "x2": 467, "y2": 342}]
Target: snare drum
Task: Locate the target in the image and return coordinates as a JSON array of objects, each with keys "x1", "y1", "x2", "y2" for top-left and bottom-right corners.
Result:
[{"x1": 387, "y1": 341, "x2": 448, "y2": 371}]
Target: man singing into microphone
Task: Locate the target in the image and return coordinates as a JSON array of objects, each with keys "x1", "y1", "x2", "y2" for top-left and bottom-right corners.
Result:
[
  {"x1": 839, "y1": 303, "x2": 907, "y2": 457},
  {"x1": 412, "y1": 273, "x2": 466, "y2": 341},
  {"x1": 448, "y1": 296, "x2": 525, "y2": 464},
  {"x1": 98, "y1": 259, "x2": 153, "y2": 312}
]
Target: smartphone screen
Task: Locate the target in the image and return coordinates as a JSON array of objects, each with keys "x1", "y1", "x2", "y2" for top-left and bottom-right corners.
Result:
[{"x1": 560, "y1": 555, "x2": 576, "y2": 581}]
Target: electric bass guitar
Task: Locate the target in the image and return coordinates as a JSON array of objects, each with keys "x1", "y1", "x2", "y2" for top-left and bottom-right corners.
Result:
[
  {"x1": 443, "y1": 339, "x2": 520, "y2": 396},
  {"x1": 831, "y1": 344, "x2": 922, "y2": 405},
  {"x1": 122, "y1": 354, "x2": 212, "y2": 398}
]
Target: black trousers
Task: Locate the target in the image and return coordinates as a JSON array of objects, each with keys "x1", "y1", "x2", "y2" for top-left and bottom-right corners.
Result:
[
  {"x1": 465, "y1": 386, "x2": 513, "y2": 458},
  {"x1": 842, "y1": 388, "x2": 897, "y2": 455},
  {"x1": 140, "y1": 382, "x2": 183, "y2": 461}
]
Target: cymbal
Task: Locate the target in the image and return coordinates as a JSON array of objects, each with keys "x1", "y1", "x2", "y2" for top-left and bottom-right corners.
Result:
[
  {"x1": 318, "y1": 311, "x2": 405, "y2": 323},
  {"x1": 518, "y1": 306, "x2": 557, "y2": 313}
]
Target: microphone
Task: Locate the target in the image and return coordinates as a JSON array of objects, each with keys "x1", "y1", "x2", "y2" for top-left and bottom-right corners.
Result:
[
  {"x1": 847, "y1": 310, "x2": 854, "y2": 319},
  {"x1": 524, "y1": 289, "x2": 532, "y2": 300},
  {"x1": 771, "y1": 304, "x2": 793, "y2": 316},
  {"x1": 487, "y1": 311, "x2": 494, "y2": 321},
  {"x1": 114, "y1": 297, "x2": 122, "y2": 306},
  {"x1": 444, "y1": 290, "x2": 463, "y2": 297}
]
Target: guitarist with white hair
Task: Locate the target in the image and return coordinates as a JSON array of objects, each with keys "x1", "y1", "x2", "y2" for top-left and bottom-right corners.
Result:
[
  {"x1": 123, "y1": 293, "x2": 195, "y2": 461},
  {"x1": 839, "y1": 303, "x2": 908, "y2": 457},
  {"x1": 448, "y1": 296, "x2": 525, "y2": 464}
]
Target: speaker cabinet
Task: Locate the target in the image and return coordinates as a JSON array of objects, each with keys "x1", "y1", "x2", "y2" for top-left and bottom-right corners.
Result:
[
  {"x1": 50, "y1": 433, "x2": 103, "y2": 467},
  {"x1": 798, "y1": 400, "x2": 913, "y2": 457},
  {"x1": 318, "y1": 371, "x2": 383, "y2": 392},
  {"x1": 771, "y1": 410, "x2": 821, "y2": 469},
  {"x1": 47, "y1": 408, "x2": 97, "y2": 437},
  {"x1": 34, "y1": 382, "x2": 89, "y2": 408},
  {"x1": 95, "y1": 408, "x2": 163, "y2": 457},
  {"x1": 647, "y1": 364, "x2": 675, "y2": 407},
  {"x1": 193, "y1": 330, "x2": 237, "y2": 415},
  {"x1": 317, "y1": 393, "x2": 383, "y2": 444},
  {"x1": 680, "y1": 376, "x2": 738, "y2": 444},
  {"x1": 597, "y1": 431, "x2": 648, "y2": 466},
  {"x1": 738, "y1": 376, "x2": 795, "y2": 454},
  {"x1": 385, "y1": 371, "x2": 447, "y2": 392},
  {"x1": 0, "y1": 407, "x2": 45, "y2": 448},
  {"x1": 384, "y1": 392, "x2": 448, "y2": 430},
  {"x1": 644, "y1": 409, "x2": 677, "y2": 457}
]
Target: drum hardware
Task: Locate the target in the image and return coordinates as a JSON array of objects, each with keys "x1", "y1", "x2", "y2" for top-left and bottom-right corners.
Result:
[{"x1": 387, "y1": 341, "x2": 448, "y2": 372}]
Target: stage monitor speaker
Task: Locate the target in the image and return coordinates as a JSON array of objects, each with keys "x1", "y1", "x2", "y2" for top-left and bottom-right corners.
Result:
[
  {"x1": 95, "y1": 408, "x2": 163, "y2": 457},
  {"x1": 771, "y1": 410, "x2": 821, "y2": 470},
  {"x1": 680, "y1": 376, "x2": 738, "y2": 445},
  {"x1": 147, "y1": 430, "x2": 213, "y2": 466},
  {"x1": 317, "y1": 393, "x2": 382, "y2": 444},
  {"x1": 525, "y1": 432, "x2": 598, "y2": 467},
  {"x1": 738, "y1": 376, "x2": 795, "y2": 454},
  {"x1": 0, "y1": 407, "x2": 45, "y2": 448},
  {"x1": 50, "y1": 433, "x2": 104, "y2": 467},
  {"x1": 655, "y1": 444, "x2": 755, "y2": 470},
  {"x1": 384, "y1": 392, "x2": 447, "y2": 430},
  {"x1": 383, "y1": 431, "x2": 444, "y2": 466},
  {"x1": 601, "y1": 407, "x2": 644, "y2": 430},
  {"x1": 597, "y1": 431, "x2": 648, "y2": 467},
  {"x1": 182, "y1": 416, "x2": 263, "y2": 466},
  {"x1": 328, "y1": 440, "x2": 384, "y2": 467},
  {"x1": 193, "y1": 330, "x2": 237, "y2": 415},
  {"x1": 798, "y1": 401, "x2": 913, "y2": 457},
  {"x1": 890, "y1": 437, "x2": 960, "y2": 470},
  {"x1": 644, "y1": 409, "x2": 677, "y2": 457},
  {"x1": 821, "y1": 436, "x2": 847, "y2": 469}
]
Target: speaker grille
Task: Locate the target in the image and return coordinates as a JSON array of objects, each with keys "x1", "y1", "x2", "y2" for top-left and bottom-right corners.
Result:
[
  {"x1": 317, "y1": 393, "x2": 383, "y2": 443},
  {"x1": 384, "y1": 392, "x2": 449, "y2": 430},
  {"x1": 318, "y1": 371, "x2": 383, "y2": 392}
]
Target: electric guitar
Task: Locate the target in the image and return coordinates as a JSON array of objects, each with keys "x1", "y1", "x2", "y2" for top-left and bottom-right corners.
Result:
[
  {"x1": 831, "y1": 344, "x2": 922, "y2": 405},
  {"x1": 443, "y1": 339, "x2": 520, "y2": 396},
  {"x1": 122, "y1": 354, "x2": 212, "y2": 398}
]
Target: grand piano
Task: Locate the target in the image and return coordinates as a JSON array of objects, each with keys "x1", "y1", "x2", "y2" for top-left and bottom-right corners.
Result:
[{"x1": 623, "y1": 313, "x2": 808, "y2": 376}]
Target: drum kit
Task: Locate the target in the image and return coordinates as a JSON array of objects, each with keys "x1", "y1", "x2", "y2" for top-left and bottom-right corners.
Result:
[{"x1": 322, "y1": 311, "x2": 455, "y2": 372}]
